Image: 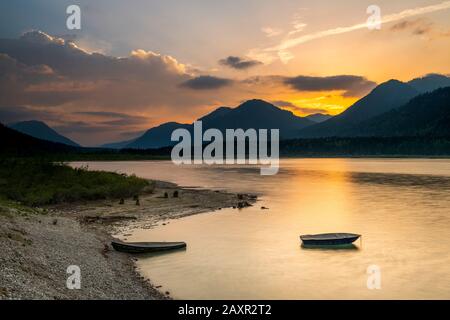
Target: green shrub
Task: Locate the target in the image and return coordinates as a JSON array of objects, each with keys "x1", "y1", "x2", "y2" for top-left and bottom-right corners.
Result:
[{"x1": 0, "y1": 159, "x2": 149, "y2": 206}]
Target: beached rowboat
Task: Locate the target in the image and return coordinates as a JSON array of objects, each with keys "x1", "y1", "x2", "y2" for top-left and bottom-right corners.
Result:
[
  {"x1": 300, "y1": 233, "x2": 361, "y2": 246},
  {"x1": 111, "y1": 240, "x2": 186, "y2": 253}
]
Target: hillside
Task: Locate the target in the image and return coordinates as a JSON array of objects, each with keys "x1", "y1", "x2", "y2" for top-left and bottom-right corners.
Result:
[
  {"x1": 346, "y1": 87, "x2": 450, "y2": 137},
  {"x1": 9, "y1": 120, "x2": 80, "y2": 147},
  {"x1": 125, "y1": 122, "x2": 191, "y2": 149},
  {"x1": 298, "y1": 80, "x2": 419, "y2": 137},
  {"x1": 123, "y1": 100, "x2": 314, "y2": 149},
  {"x1": 0, "y1": 123, "x2": 77, "y2": 155},
  {"x1": 408, "y1": 74, "x2": 450, "y2": 94},
  {"x1": 201, "y1": 99, "x2": 313, "y2": 138},
  {"x1": 305, "y1": 113, "x2": 332, "y2": 123}
]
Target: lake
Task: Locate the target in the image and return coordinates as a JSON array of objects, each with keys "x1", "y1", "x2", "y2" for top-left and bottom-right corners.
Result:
[{"x1": 75, "y1": 159, "x2": 450, "y2": 299}]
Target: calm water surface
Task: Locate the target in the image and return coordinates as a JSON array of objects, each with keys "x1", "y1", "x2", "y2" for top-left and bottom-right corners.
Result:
[{"x1": 73, "y1": 159, "x2": 450, "y2": 299}]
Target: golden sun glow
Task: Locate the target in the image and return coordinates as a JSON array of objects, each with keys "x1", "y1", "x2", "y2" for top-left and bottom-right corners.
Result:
[{"x1": 272, "y1": 91, "x2": 361, "y2": 116}]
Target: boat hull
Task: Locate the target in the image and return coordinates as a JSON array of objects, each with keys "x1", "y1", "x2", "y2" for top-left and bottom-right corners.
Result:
[
  {"x1": 300, "y1": 233, "x2": 360, "y2": 246},
  {"x1": 111, "y1": 241, "x2": 187, "y2": 253}
]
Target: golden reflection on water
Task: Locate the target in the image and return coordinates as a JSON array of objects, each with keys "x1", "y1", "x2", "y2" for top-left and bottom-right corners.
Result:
[{"x1": 72, "y1": 159, "x2": 450, "y2": 299}]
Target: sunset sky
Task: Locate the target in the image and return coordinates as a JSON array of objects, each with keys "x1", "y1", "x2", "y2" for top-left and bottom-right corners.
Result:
[{"x1": 1, "y1": 0, "x2": 449, "y2": 145}]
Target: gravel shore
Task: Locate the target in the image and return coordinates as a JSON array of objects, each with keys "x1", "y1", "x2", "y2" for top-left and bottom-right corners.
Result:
[{"x1": 0, "y1": 181, "x2": 256, "y2": 299}]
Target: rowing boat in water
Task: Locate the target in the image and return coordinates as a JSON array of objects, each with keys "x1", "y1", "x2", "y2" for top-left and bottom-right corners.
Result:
[
  {"x1": 300, "y1": 233, "x2": 361, "y2": 246},
  {"x1": 111, "y1": 240, "x2": 187, "y2": 253}
]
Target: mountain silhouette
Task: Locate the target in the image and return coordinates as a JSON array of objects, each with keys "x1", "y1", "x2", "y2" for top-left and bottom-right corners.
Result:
[
  {"x1": 408, "y1": 74, "x2": 450, "y2": 94},
  {"x1": 125, "y1": 122, "x2": 191, "y2": 149},
  {"x1": 98, "y1": 74, "x2": 450, "y2": 149},
  {"x1": 305, "y1": 113, "x2": 332, "y2": 123},
  {"x1": 298, "y1": 80, "x2": 420, "y2": 137},
  {"x1": 9, "y1": 120, "x2": 80, "y2": 147},
  {"x1": 101, "y1": 139, "x2": 136, "y2": 149},
  {"x1": 343, "y1": 86, "x2": 450, "y2": 137},
  {"x1": 198, "y1": 106, "x2": 232, "y2": 122},
  {"x1": 121, "y1": 99, "x2": 314, "y2": 149},
  {"x1": 298, "y1": 74, "x2": 450, "y2": 138},
  {"x1": 201, "y1": 99, "x2": 313, "y2": 136},
  {"x1": 0, "y1": 122, "x2": 78, "y2": 155}
]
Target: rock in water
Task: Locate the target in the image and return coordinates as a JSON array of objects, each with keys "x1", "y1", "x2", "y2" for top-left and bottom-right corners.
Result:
[{"x1": 237, "y1": 201, "x2": 252, "y2": 209}]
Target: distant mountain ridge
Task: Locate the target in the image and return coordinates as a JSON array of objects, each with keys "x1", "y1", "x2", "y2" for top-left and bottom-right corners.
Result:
[
  {"x1": 0, "y1": 122, "x2": 78, "y2": 155},
  {"x1": 101, "y1": 138, "x2": 136, "y2": 149},
  {"x1": 298, "y1": 80, "x2": 419, "y2": 137},
  {"x1": 305, "y1": 113, "x2": 332, "y2": 123},
  {"x1": 9, "y1": 120, "x2": 80, "y2": 147},
  {"x1": 122, "y1": 99, "x2": 315, "y2": 149},
  {"x1": 201, "y1": 99, "x2": 313, "y2": 135},
  {"x1": 408, "y1": 73, "x2": 450, "y2": 94},
  {"x1": 298, "y1": 74, "x2": 450, "y2": 138},
  {"x1": 344, "y1": 86, "x2": 450, "y2": 137},
  {"x1": 198, "y1": 106, "x2": 232, "y2": 122},
  {"x1": 125, "y1": 122, "x2": 191, "y2": 149},
  {"x1": 100, "y1": 73, "x2": 450, "y2": 149}
]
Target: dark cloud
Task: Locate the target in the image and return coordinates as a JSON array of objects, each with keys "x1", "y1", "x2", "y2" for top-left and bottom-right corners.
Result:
[
  {"x1": 390, "y1": 19, "x2": 433, "y2": 35},
  {"x1": 271, "y1": 100, "x2": 297, "y2": 108},
  {"x1": 53, "y1": 121, "x2": 108, "y2": 135},
  {"x1": 390, "y1": 20, "x2": 417, "y2": 31},
  {"x1": 0, "y1": 31, "x2": 193, "y2": 108},
  {"x1": 283, "y1": 75, "x2": 376, "y2": 97},
  {"x1": 219, "y1": 56, "x2": 262, "y2": 70},
  {"x1": 53, "y1": 119, "x2": 146, "y2": 136},
  {"x1": 180, "y1": 75, "x2": 233, "y2": 90},
  {"x1": 241, "y1": 75, "x2": 283, "y2": 86},
  {"x1": 74, "y1": 111, "x2": 150, "y2": 126},
  {"x1": 74, "y1": 111, "x2": 133, "y2": 117},
  {"x1": 0, "y1": 53, "x2": 72, "y2": 106},
  {"x1": 389, "y1": 18, "x2": 450, "y2": 38},
  {"x1": 0, "y1": 31, "x2": 188, "y2": 82},
  {"x1": 100, "y1": 118, "x2": 148, "y2": 126},
  {"x1": 241, "y1": 75, "x2": 375, "y2": 97},
  {"x1": 0, "y1": 105, "x2": 60, "y2": 124}
]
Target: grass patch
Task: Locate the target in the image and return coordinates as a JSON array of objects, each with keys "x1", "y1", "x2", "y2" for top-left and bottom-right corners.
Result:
[
  {"x1": 0, "y1": 205, "x2": 13, "y2": 218},
  {"x1": 0, "y1": 197, "x2": 36, "y2": 217},
  {"x1": 0, "y1": 159, "x2": 152, "y2": 206}
]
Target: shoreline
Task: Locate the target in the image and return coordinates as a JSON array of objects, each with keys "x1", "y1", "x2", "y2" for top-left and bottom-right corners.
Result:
[
  {"x1": 64, "y1": 155, "x2": 450, "y2": 162},
  {"x1": 0, "y1": 180, "x2": 256, "y2": 299}
]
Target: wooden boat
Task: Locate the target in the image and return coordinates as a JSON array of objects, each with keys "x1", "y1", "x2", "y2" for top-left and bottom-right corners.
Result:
[
  {"x1": 300, "y1": 233, "x2": 360, "y2": 246},
  {"x1": 111, "y1": 240, "x2": 186, "y2": 253}
]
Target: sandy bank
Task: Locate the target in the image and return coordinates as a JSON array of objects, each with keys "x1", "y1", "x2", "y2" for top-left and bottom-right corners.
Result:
[{"x1": 0, "y1": 181, "x2": 256, "y2": 299}]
